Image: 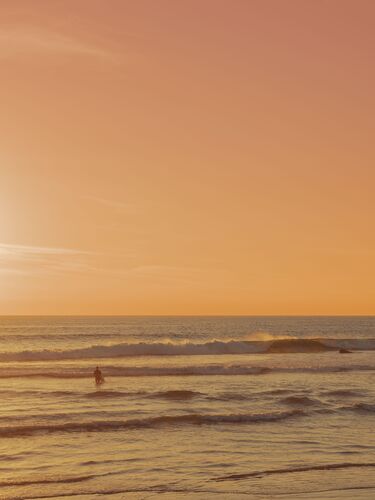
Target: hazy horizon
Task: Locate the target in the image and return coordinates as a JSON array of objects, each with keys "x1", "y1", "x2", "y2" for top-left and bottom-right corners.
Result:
[{"x1": 1, "y1": 314, "x2": 375, "y2": 318}]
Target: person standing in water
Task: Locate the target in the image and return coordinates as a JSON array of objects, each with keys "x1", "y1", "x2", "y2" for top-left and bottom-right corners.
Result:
[{"x1": 94, "y1": 366, "x2": 104, "y2": 385}]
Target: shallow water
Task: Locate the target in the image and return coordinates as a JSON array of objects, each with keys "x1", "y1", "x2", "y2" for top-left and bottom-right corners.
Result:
[{"x1": 0, "y1": 316, "x2": 374, "y2": 499}]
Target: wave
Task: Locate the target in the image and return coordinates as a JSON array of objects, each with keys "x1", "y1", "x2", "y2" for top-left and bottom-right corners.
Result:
[
  {"x1": 86, "y1": 390, "x2": 201, "y2": 400},
  {"x1": 4, "y1": 388, "x2": 368, "y2": 407},
  {"x1": 267, "y1": 339, "x2": 336, "y2": 353},
  {"x1": 0, "y1": 410, "x2": 304, "y2": 437},
  {"x1": 348, "y1": 403, "x2": 375, "y2": 413},
  {"x1": 0, "y1": 340, "x2": 265, "y2": 361},
  {"x1": 214, "y1": 462, "x2": 375, "y2": 481},
  {"x1": 0, "y1": 473, "x2": 98, "y2": 488},
  {"x1": 85, "y1": 390, "x2": 146, "y2": 399},
  {"x1": 0, "y1": 388, "x2": 201, "y2": 401},
  {"x1": 0, "y1": 469, "x2": 122, "y2": 488},
  {"x1": 0, "y1": 387, "x2": 315, "y2": 403},
  {"x1": 260, "y1": 388, "x2": 293, "y2": 395},
  {"x1": 280, "y1": 395, "x2": 318, "y2": 406},
  {"x1": 147, "y1": 390, "x2": 202, "y2": 400},
  {"x1": 208, "y1": 392, "x2": 250, "y2": 401},
  {"x1": 1, "y1": 337, "x2": 375, "y2": 362},
  {"x1": 322, "y1": 389, "x2": 364, "y2": 398}
]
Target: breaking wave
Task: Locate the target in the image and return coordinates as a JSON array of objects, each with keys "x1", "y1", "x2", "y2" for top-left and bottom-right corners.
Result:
[{"x1": 1, "y1": 337, "x2": 374, "y2": 363}]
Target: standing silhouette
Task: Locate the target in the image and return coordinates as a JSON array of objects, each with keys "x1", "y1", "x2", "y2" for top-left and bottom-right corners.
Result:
[{"x1": 94, "y1": 366, "x2": 104, "y2": 385}]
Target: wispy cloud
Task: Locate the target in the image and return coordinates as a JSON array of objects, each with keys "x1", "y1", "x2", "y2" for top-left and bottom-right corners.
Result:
[
  {"x1": 0, "y1": 243, "x2": 89, "y2": 257},
  {"x1": 0, "y1": 267, "x2": 34, "y2": 276},
  {"x1": 0, "y1": 243, "x2": 93, "y2": 275},
  {"x1": 0, "y1": 243, "x2": 144, "y2": 278},
  {"x1": 0, "y1": 243, "x2": 244, "y2": 291},
  {"x1": 87, "y1": 196, "x2": 137, "y2": 214},
  {"x1": 0, "y1": 26, "x2": 118, "y2": 62}
]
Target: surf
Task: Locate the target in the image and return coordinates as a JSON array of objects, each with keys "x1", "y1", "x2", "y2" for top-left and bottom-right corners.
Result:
[{"x1": 0, "y1": 337, "x2": 375, "y2": 362}]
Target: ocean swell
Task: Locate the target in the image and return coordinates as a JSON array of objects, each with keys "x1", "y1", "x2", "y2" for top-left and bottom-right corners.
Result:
[
  {"x1": 0, "y1": 410, "x2": 304, "y2": 437},
  {"x1": 280, "y1": 395, "x2": 318, "y2": 406},
  {"x1": 0, "y1": 337, "x2": 375, "y2": 362},
  {"x1": 86, "y1": 389, "x2": 202, "y2": 400}
]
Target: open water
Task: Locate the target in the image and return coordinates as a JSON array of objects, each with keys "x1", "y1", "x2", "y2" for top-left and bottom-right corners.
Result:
[{"x1": 0, "y1": 316, "x2": 374, "y2": 499}]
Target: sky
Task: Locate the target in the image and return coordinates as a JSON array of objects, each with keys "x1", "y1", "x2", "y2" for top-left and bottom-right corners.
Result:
[{"x1": 0, "y1": 0, "x2": 374, "y2": 315}]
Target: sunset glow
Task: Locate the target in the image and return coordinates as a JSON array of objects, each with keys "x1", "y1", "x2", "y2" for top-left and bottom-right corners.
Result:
[{"x1": 1, "y1": 0, "x2": 374, "y2": 315}]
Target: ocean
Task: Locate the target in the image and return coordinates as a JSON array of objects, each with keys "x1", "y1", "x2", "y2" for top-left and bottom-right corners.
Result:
[{"x1": 0, "y1": 316, "x2": 375, "y2": 499}]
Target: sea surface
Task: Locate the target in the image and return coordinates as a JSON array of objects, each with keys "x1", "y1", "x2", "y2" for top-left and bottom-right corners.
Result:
[{"x1": 0, "y1": 316, "x2": 375, "y2": 499}]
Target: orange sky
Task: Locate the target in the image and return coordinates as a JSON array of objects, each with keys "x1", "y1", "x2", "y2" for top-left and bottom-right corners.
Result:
[{"x1": 0, "y1": 0, "x2": 374, "y2": 315}]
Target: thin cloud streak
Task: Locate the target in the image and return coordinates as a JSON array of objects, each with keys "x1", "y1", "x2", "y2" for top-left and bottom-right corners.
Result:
[
  {"x1": 0, "y1": 243, "x2": 95, "y2": 275},
  {"x1": 87, "y1": 196, "x2": 138, "y2": 213},
  {"x1": 0, "y1": 267, "x2": 34, "y2": 276},
  {"x1": 0, "y1": 243, "x2": 90, "y2": 257},
  {"x1": 0, "y1": 243, "x2": 247, "y2": 289},
  {"x1": 0, "y1": 27, "x2": 119, "y2": 63},
  {"x1": 0, "y1": 243, "x2": 135, "y2": 277}
]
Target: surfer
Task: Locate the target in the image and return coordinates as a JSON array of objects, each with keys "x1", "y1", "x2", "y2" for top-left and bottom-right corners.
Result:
[{"x1": 94, "y1": 366, "x2": 104, "y2": 385}]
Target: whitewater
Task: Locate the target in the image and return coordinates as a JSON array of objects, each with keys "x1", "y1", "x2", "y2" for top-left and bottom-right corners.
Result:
[{"x1": 0, "y1": 315, "x2": 375, "y2": 499}]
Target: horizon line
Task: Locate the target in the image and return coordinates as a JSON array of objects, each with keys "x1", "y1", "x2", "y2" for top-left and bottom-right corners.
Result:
[{"x1": 0, "y1": 314, "x2": 374, "y2": 318}]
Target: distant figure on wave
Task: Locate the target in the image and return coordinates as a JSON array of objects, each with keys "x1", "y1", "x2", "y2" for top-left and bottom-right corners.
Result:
[{"x1": 94, "y1": 366, "x2": 105, "y2": 385}]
